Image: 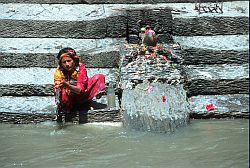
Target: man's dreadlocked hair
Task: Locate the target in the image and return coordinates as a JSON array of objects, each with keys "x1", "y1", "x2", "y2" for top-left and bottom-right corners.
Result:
[{"x1": 57, "y1": 47, "x2": 80, "y2": 68}]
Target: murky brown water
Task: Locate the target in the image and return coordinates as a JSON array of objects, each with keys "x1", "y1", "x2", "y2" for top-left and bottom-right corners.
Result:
[{"x1": 0, "y1": 119, "x2": 248, "y2": 168}]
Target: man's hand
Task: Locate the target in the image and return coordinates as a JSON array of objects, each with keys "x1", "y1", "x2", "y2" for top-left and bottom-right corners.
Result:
[
  {"x1": 61, "y1": 80, "x2": 70, "y2": 87},
  {"x1": 54, "y1": 79, "x2": 81, "y2": 94},
  {"x1": 54, "y1": 80, "x2": 63, "y2": 91}
]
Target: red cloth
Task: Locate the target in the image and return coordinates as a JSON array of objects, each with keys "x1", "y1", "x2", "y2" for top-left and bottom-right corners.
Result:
[{"x1": 60, "y1": 64, "x2": 106, "y2": 110}]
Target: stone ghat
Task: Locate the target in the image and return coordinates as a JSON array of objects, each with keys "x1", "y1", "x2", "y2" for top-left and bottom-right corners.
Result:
[{"x1": 0, "y1": 1, "x2": 248, "y2": 127}]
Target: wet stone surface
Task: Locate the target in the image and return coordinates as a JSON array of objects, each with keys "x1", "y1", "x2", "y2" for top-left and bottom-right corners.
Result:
[{"x1": 120, "y1": 44, "x2": 190, "y2": 133}]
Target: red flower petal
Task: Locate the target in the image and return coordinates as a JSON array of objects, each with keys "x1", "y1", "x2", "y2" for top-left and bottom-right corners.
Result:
[
  {"x1": 206, "y1": 103, "x2": 215, "y2": 111},
  {"x1": 161, "y1": 95, "x2": 166, "y2": 102}
]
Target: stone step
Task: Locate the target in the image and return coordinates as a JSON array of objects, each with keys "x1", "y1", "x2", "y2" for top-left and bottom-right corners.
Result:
[
  {"x1": 0, "y1": 96, "x2": 121, "y2": 124},
  {"x1": 188, "y1": 94, "x2": 249, "y2": 118},
  {"x1": 171, "y1": 1, "x2": 248, "y2": 36},
  {"x1": 0, "y1": 83, "x2": 122, "y2": 96},
  {"x1": 174, "y1": 35, "x2": 249, "y2": 65},
  {"x1": 0, "y1": 67, "x2": 119, "y2": 96},
  {"x1": 173, "y1": 16, "x2": 248, "y2": 36},
  {"x1": 0, "y1": 4, "x2": 126, "y2": 38},
  {"x1": 0, "y1": 0, "x2": 246, "y2": 4},
  {"x1": 0, "y1": 0, "x2": 153, "y2": 3},
  {"x1": 174, "y1": 35, "x2": 248, "y2": 51},
  {"x1": 0, "y1": 37, "x2": 125, "y2": 68},
  {"x1": 0, "y1": 95, "x2": 120, "y2": 113},
  {"x1": 0, "y1": 3, "x2": 172, "y2": 40},
  {"x1": 0, "y1": 94, "x2": 121, "y2": 124},
  {"x1": 184, "y1": 64, "x2": 249, "y2": 96},
  {"x1": 0, "y1": 110, "x2": 121, "y2": 124},
  {"x1": 0, "y1": 2, "x2": 248, "y2": 38},
  {"x1": 0, "y1": 67, "x2": 119, "y2": 85}
]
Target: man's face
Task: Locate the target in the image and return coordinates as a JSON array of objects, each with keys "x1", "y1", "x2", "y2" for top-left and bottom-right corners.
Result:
[{"x1": 61, "y1": 56, "x2": 75, "y2": 71}]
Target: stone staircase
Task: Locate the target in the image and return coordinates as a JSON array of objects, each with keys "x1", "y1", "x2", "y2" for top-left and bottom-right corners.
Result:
[
  {"x1": 172, "y1": 2, "x2": 249, "y2": 118},
  {"x1": 0, "y1": 0, "x2": 248, "y2": 124},
  {"x1": 0, "y1": 2, "x2": 128, "y2": 123}
]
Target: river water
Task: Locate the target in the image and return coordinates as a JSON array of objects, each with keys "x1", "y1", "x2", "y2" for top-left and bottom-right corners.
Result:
[{"x1": 0, "y1": 119, "x2": 248, "y2": 168}]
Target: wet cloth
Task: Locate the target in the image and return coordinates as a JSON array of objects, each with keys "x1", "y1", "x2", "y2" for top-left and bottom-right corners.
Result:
[{"x1": 54, "y1": 63, "x2": 106, "y2": 110}]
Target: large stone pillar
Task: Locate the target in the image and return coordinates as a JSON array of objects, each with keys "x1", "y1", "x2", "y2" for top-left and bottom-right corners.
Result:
[
  {"x1": 120, "y1": 44, "x2": 190, "y2": 133},
  {"x1": 121, "y1": 82, "x2": 190, "y2": 133}
]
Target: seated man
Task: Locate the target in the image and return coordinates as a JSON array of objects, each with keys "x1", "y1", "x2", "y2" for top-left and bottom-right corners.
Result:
[{"x1": 54, "y1": 47, "x2": 106, "y2": 123}]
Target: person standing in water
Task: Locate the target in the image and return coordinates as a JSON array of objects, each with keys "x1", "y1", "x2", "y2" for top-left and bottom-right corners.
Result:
[{"x1": 54, "y1": 47, "x2": 106, "y2": 123}]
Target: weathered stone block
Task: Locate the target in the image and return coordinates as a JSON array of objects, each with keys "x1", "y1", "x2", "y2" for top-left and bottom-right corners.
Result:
[
  {"x1": 0, "y1": 95, "x2": 120, "y2": 114},
  {"x1": 127, "y1": 7, "x2": 172, "y2": 34},
  {"x1": 0, "y1": 52, "x2": 56, "y2": 68},
  {"x1": 188, "y1": 94, "x2": 249, "y2": 119},
  {"x1": 128, "y1": 34, "x2": 139, "y2": 44},
  {"x1": 0, "y1": 19, "x2": 109, "y2": 38},
  {"x1": 157, "y1": 34, "x2": 174, "y2": 44},
  {"x1": 0, "y1": 0, "x2": 242, "y2": 4},
  {"x1": 105, "y1": 15, "x2": 127, "y2": 38},
  {"x1": 174, "y1": 35, "x2": 249, "y2": 51},
  {"x1": 80, "y1": 49, "x2": 121, "y2": 68},
  {"x1": 186, "y1": 79, "x2": 249, "y2": 96},
  {"x1": 181, "y1": 48, "x2": 249, "y2": 65},
  {"x1": 0, "y1": 38, "x2": 125, "y2": 68},
  {"x1": 184, "y1": 64, "x2": 249, "y2": 96},
  {"x1": 0, "y1": 109, "x2": 121, "y2": 124},
  {"x1": 0, "y1": 84, "x2": 53, "y2": 96},
  {"x1": 173, "y1": 17, "x2": 249, "y2": 36},
  {"x1": 0, "y1": 68, "x2": 120, "y2": 93},
  {"x1": 121, "y1": 82, "x2": 190, "y2": 133}
]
